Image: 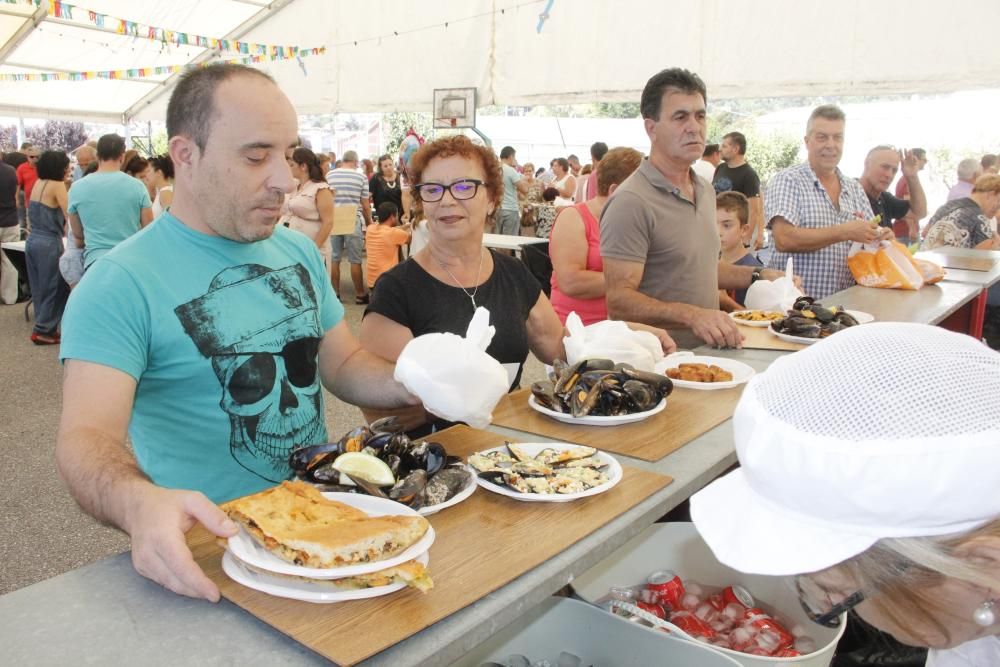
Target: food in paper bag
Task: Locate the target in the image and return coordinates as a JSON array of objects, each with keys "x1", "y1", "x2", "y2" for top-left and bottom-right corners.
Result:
[
  {"x1": 393, "y1": 307, "x2": 509, "y2": 429},
  {"x1": 914, "y1": 258, "x2": 946, "y2": 285},
  {"x1": 743, "y1": 258, "x2": 802, "y2": 312},
  {"x1": 847, "y1": 239, "x2": 924, "y2": 290},
  {"x1": 563, "y1": 312, "x2": 662, "y2": 372}
]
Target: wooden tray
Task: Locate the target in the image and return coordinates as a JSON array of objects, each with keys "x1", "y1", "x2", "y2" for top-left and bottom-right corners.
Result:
[
  {"x1": 491, "y1": 386, "x2": 744, "y2": 462},
  {"x1": 189, "y1": 425, "x2": 672, "y2": 666},
  {"x1": 737, "y1": 325, "x2": 807, "y2": 351},
  {"x1": 915, "y1": 252, "x2": 996, "y2": 272}
]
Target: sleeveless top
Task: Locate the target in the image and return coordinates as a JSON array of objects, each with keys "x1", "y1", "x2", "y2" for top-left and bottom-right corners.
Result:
[
  {"x1": 288, "y1": 180, "x2": 329, "y2": 223},
  {"x1": 27, "y1": 182, "x2": 65, "y2": 238},
  {"x1": 552, "y1": 174, "x2": 574, "y2": 207},
  {"x1": 549, "y1": 202, "x2": 607, "y2": 325},
  {"x1": 151, "y1": 185, "x2": 172, "y2": 219}
]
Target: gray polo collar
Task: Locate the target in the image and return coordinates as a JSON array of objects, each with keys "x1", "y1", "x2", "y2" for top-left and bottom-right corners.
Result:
[{"x1": 639, "y1": 157, "x2": 695, "y2": 201}]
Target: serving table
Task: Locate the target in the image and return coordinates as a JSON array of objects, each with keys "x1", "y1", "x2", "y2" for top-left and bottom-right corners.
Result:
[{"x1": 0, "y1": 275, "x2": 986, "y2": 665}]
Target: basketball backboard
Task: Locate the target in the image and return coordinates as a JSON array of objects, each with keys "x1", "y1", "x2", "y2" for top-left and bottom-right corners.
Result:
[{"x1": 433, "y1": 87, "x2": 477, "y2": 129}]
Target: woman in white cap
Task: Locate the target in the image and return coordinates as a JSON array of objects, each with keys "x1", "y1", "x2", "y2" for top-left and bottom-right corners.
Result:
[{"x1": 690, "y1": 323, "x2": 1000, "y2": 666}]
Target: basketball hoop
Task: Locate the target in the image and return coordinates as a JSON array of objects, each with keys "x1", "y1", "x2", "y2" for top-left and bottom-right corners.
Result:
[
  {"x1": 435, "y1": 117, "x2": 458, "y2": 128},
  {"x1": 433, "y1": 88, "x2": 476, "y2": 129}
]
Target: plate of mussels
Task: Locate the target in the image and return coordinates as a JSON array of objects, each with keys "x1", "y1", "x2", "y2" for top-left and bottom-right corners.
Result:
[
  {"x1": 288, "y1": 417, "x2": 477, "y2": 516},
  {"x1": 529, "y1": 358, "x2": 673, "y2": 426},
  {"x1": 468, "y1": 442, "x2": 622, "y2": 502},
  {"x1": 767, "y1": 296, "x2": 869, "y2": 345}
]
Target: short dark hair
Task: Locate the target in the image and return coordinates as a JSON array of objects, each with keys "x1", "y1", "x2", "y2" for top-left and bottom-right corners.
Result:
[
  {"x1": 716, "y1": 190, "x2": 749, "y2": 226},
  {"x1": 640, "y1": 68, "x2": 707, "y2": 120},
  {"x1": 542, "y1": 187, "x2": 559, "y2": 203},
  {"x1": 376, "y1": 202, "x2": 399, "y2": 222},
  {"x1": 292, "y1": 146, "x2": 324, "y2": 182},
  {"x1": 806, "y1": 105, "x2": 846, "y2": 134},
  {"x1": 3, "y1": 151, "x2": 26, "y2": 169},
  {"x1": 590, "y1": 142, "x2": 608, "y2": 161},
  {"x1": 982, "y1": 154, "x2": 998, "y2": 170},
  {"x1": 568, "y1": 154, "x2": 579, "y2": 163},
  {"x1": 149, "y1": 154, "x2": 174, "y2": 180},
  {"x1": 912, "y1": 148, "x2": 927, "y2": 160},
  {"x1": 499, "y1": 145, "x2": 516, "y2": 160},
  {"x1": 703, "y1": 144, "x2": 720, "y2": 158},
  {"x1": 555, "y1": 157, "x2": 569, "y2": 172},
  {"x1": 36, "y1": 150, "x2": 70, "y2": 180},
  {"x1": 166, "y1": 63, "x2": 275, "y2": 152},
  {"x1": 723, "y1": 131, "x2": 747, "y2": 155},
  {"x1": 97, "y1": 133, "x2": 126, "y2": 161},
  {"x1": 124, "y1": 155, "x2": 149, "y2": 177}
]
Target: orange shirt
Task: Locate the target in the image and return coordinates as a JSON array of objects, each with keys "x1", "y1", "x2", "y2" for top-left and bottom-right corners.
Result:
[{"x1": 365, "y1": 223, "x2": 410, "y2": 288}]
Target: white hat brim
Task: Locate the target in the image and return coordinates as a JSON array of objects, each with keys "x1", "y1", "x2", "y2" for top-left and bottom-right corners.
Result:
[{"x1": 690, "y1": 468, "x2": 879, "y2": 576}]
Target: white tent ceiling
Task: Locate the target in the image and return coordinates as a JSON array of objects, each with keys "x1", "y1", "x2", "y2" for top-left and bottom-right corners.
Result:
[{"x1": 0, "y1": 0, "x2": 996, "y2": 123}]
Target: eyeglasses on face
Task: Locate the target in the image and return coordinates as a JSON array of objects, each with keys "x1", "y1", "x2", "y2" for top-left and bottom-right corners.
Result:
[
  {"x1": 794, "y1": 575, "x2": 865, "y2": 628},
  {"x1": 413, "y1": 178, "x2": 483, "y2": 203}
]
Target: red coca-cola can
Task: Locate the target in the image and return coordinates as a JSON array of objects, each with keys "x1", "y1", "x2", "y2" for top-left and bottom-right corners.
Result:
[
  {"x1": 669, "y1": 610, "x2": 717, "y2": 639},
  {"x1": 636, "y1": 600, "x2": 666, "y2": 619},
  {"x1": 707, "y1": 593, "x2": 727, "y2": 612},
  {"x1": 723, "y1": 584, "x2": 754, "y2": 609},
  {"x1": 743, "y1": 611, "x2": 795, "y2": 650},
  {"x1": 646, "y1": 570, "x2": 685, "y2": 610}
]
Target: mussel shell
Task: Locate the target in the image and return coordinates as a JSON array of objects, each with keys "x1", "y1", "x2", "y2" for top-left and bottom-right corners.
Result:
[
  {"x1": 389, "y1": 470, "x2": 428, "y2": 508},
  {"x1": 422, "y1": 467, "x2": 471, "y2": 506},
  {"x1": 792, "y1": 296, "x2": 815, "y2": 310},
  {"x1": 288, "y1": 441, "x2": 341, "y2": 472},
  {"x1": 337, "y1": 425, "x2": 373, "y2": 453},
  {"x1": 310, "y1": 461, "x2": 342, "y2": 484},
  {"x1": 369, "y1": 415, "x2": 405, "y2": 435},
  {"x1": 619, "y1": 367, "x2": 673, "y2": 396}
]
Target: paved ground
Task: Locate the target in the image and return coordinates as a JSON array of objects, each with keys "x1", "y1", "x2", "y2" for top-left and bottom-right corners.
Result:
[{"x1": 0, "y1": 267, "x2": 546, "y2": 595}]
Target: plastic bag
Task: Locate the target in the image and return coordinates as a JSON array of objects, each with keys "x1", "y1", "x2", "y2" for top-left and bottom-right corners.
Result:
[
  {"x1": 847, "y1": 240, "x2": 924, "y2": 290},
  {"x1": 393, "y1": 307, "x2": 509, "y2": 429},
  {"x1": 914, "y1": 258, "x2": 946, "y2": 285},
  {"x1": 743, "y1": 258, "x2": 802, "y2": 312},
  {"x1": 563, "y1": 312, "x2": 663, "y2": 371}
]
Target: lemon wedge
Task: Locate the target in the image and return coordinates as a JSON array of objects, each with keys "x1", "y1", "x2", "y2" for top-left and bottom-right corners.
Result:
[{"x1": 331, "y1": 452, "x2": 395, "y2": 487}]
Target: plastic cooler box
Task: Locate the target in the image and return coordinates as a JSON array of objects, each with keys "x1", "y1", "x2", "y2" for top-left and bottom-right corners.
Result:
[
  {"x1": 572, "y1": 523, "x2": 845, "y2": 667},
  {"x1": 452, "y1": 596, "x2": 741, "y2": 666}
]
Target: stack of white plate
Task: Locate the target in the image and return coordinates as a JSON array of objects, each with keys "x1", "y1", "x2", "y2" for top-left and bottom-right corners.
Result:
[{"x1": 222, "y1": 493, "x2": 436, "y2": 603}]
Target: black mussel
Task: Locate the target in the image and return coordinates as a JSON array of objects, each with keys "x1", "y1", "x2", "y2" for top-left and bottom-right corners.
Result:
[
  {"x1": 403, "y1": 441, "x2": 447, "y2": 476},
  {"x1": 337, "y1": 425, "x2": 372, "y2": 453},
  {"x1": 619, "y1": 367, "x2": 674, "y2": 396},
  {"x1": 311, "y1": 484, "x2": 360, "y2": 494},
  {"x1": 389, "y1": 470, "x2": 428, "y2": 508},
  {"x1": 569, "y1": 379, "x2": 603, "y2": 417},
  {"x1": 792, "y1": 296, "x2": 815, "y2": 310},
  {"x1": 553, "y1": 358, "x2": 587, "y2": 395},
  {"x1": 369, "y1": 415, "x2": 405, "y2": 435},
  {"x1": 804, "y1": 305, "x2": 836, "y2": 323},
  {"x1": 623, "y1": 379, "x2": 659, "y2": 412},
  {"x1": 833, "y1": 310, "x2": 859, "y2": 327},
  {"x1": 821, "y1": 321, "x2": 846, "y2": 336},
  {"x1": 550, "y1": 358, "x2": 569, "y2": 383},
  {"x1": 382, "y1": 433, "x2": 413, "y2": 457},
  {"x1": 423, "y1": 442, "x2": 447, "y2": 476},
  {"x1": 342, "y1": 471, "x2": 391, "y2": 499},
  {"x1": 363, "y1": 430, "x2": 396, "y2": 452},
  {"x1": 384, "y1": 453, "x2": 403, "y2": 477},
  {"x1": 288, "y1": 441, "x2": 341, "y2": 473},
  {"x1": 531, "y1": 380, "x2": 564, "y2": 412},
  {"x1": 422, "y1": 467, "x2": 472, "y2": 506},
  {"x1": 310, "y1": 461, "x2": 343, "y2": 484},
  {"x1": 781, "y1": 316, "x2": 822, "y2": 337}
]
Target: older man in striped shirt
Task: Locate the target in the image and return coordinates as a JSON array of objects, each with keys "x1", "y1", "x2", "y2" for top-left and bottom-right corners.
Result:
[
  {"x1": 327, "y1": 150, "x2": 373, "y2": 304},
  {"x1": 765, "y1": 105, "x2": 892, "y2": 299}
]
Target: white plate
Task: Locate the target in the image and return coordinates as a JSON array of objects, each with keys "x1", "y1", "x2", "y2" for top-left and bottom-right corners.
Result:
[
  {"x1": 473, "y1": 442, "x2": 623, "y2": 503},
  {"x1": 225, "y1": 492, "x2": 435, "y2": 579},
  {"x1": 728, "y1": 310, "x2": 785, "y2": 327},
  {"x1": 222, "y1": 550, "x2": 430, "y2": 603},
  {"x1": 767, "y1": 327, "x2": 821, "y2": 345},
  {"x1": 418, "y1": 465, "x2": 478, "y2": 516},
  {"x1": 527, "y1": 394, "x2": 667, "y2": 426},
  {"x1": 846, "y1": 309, "x2": 875, "y2": 324},
  {"x1": 653, "y1": 354, "x2": 755, "y2": 391}
]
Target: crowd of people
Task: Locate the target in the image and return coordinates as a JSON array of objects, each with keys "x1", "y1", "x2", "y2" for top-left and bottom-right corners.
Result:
[{"x1": 0, "y1": 60, "x2": 993, "y2": 665}]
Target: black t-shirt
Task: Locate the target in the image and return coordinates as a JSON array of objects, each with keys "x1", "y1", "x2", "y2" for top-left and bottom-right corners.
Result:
[
  {"x1": 369, "y1": 175, "x2": 404, "y2": 218},
  {"x1": 713, "y1": 162, "x2": 760, "y2": 197},
  {"x1": 866, "y1": 191, "x2": 909, "y2": 228},
  {"x1": 0, "y1": 162, "x2": 17, "y2": 227},
  {"x1": 365, "y1": 249, "x2": 542, "y2": 434}
]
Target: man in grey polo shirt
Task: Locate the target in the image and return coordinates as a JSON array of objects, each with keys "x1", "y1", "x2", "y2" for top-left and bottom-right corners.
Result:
[
  {"x1": 499, "y1": 146, "x2": 529, "y2": 236},
  {"x1": 601, "y1": 68, "x2": 790, "y2": 349}
]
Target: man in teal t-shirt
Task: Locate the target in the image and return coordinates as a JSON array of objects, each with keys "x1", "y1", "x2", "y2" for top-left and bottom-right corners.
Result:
[
  {"x1": 56, "y1": 64, "x2": 419, "y2": 603},
  {"x1": 67, "y1": 133, "x2": 152, "y2": 268},
  {"x1": 498, "y1": 145, "x2": 528, "y2": 236}
]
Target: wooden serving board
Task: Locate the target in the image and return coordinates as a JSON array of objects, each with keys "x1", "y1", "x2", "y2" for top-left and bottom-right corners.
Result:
[
  {"x1": 189, "y1": 425, "x2": 672, "y2": 666},
  {"x1": 915, "y1": 252, "x2": 995, "y2": 273},
  {"x1": 736, "y1": 325, "x2": 808, "y2": 351},
  {"x1": 491, "y1": 386, "x2": 744, "y2": 462}
]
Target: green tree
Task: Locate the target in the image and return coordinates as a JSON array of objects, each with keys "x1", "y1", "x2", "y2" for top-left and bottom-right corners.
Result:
[
  {"x1": 585, "y1": 102, "x2": 640, "y2": 119},
  {"x1": 25, "y1": 121, "x2": 89, "y2": 152},
  {"x1": 745, "y1": 130, "x2": 801, "y2": 185},
  {"x1": 0, "y1": 125, "x2": 17, "y2": 151},
  {"x1": 383, "y1": 111, "x2": 432, "y2": 155}
]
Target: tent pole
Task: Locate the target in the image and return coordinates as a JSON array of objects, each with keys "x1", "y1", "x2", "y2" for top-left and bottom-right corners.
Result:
[{"x1": 16, "y1": 117, "x2": 24, "y2": 149}]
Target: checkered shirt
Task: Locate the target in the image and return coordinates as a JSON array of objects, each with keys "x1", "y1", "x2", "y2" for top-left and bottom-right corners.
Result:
[{"x1": 765, "y1": 163, "x2": 873, "y2": 299}]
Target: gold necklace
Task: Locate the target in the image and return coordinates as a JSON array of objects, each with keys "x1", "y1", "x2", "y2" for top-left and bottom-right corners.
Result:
[{"x1": 435, "y1": 249, "x2": 485, "y2": 311}]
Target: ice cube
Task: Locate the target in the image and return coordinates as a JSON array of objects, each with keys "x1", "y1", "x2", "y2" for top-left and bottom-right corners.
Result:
[
  {"x1": 794, "y1": 636, "x2": 818, "y2": 654},
  {"x1": 684, "y1": 581, "x2": 705, "y2": 597},
  {"x1": 507, "y1": 655, "x2": 531, "y2": 667},
  {"x1": 681, "y1": 593, "x2": 701, "y2": 611},
  {"x1": 722, "y1": 602, "x2": 745, "y2": 620},
  {"x1": 556, "y1": 652, "x2": 581, "y2": 667}
]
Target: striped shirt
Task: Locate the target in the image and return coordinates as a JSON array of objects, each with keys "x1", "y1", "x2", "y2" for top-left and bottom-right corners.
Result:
[
  {"x1": 765, "y1": 163, "x2": 873, "y2": 299},
  {"x1": 326, "y1": 167, "x2": 369, "y2": 232}
]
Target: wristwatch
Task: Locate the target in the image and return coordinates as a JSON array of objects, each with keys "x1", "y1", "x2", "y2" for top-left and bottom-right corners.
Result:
[{"x1": 750, "y1": 267, "x2": 763, "y2": 284}]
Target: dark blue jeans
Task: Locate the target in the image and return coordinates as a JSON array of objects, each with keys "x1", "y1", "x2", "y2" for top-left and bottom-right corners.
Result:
[{"x1": 25, "y1": 233, "x2": 69, "y2": 335}]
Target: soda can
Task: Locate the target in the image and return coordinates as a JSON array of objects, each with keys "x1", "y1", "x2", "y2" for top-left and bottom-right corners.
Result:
[
  {"x1": 669, "y1": 610, "x2": 717, "y2": 639},
  {"x1": 723, "y1": 584, "x2": 755, "y2": 609},
  {"x1": 636, "y1": 600, "x2": 666, "y2": 619},
  {"x1": 743, "y1": 611, "x2": 795, "y2": 650},
  {"x1": 646, "y1": 570, "x2": 685, "y2": 610},
  {"x1": 707, "y1": 593, "x2": 727, "y2": 612}
]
